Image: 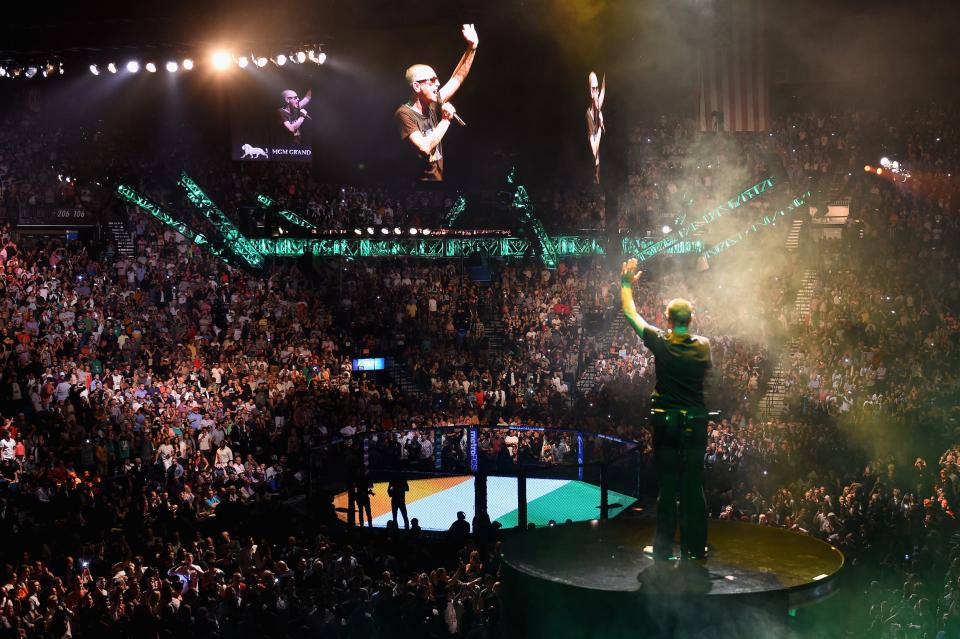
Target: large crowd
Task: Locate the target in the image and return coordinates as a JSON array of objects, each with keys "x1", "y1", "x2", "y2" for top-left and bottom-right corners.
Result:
[{"x1": 3, "y1": 95, "x2": 960, "y2": 638}]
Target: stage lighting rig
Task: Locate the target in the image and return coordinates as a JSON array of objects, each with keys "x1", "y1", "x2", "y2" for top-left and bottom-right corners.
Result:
[
  {"x1": 211, "y1": 50, "x2": 232, "y2": 70},
  {"x1": 238, "y1": 56, "x2": 249, "y2": 68},
  {"x1": 879, "y1": 156, "x2": 908, "y2": 179},
  {"x1": 126, "y1": 61, "x2": 139, "y2": 73},
  {"x1": 295, "y1": 51, "x2": 307, "y2": 63},
  {"x1": 166, "y1": 61, "x2": 178, "y2": 72},
  {"x1": 275, "y1": 54, "x2": 287, "y2": 66},
  {"x1": 89, "y1": 64, "x2": 99, "y2": 75},
  {"x1": 145, "y1": 62, "x2": 157, "y2": 73},
  {"x1": 25, "y1": 66, "x2": 37, "y2": 78},
  {"x1": 107, "y1": 63, "x2": 117, "y2": 74},
  {"x1": 182, "y1": 59, "x2": 194, "y2": 70}
]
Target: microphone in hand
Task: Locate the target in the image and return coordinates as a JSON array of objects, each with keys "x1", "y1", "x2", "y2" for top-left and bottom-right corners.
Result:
[{"x1": 440, "y1": 101, "x2": 466, "y2": 126}]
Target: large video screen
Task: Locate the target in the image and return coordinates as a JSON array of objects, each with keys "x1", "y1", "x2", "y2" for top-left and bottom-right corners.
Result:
[{"x1": 229, "y1": 68, "x2": 317, "y2": 163}]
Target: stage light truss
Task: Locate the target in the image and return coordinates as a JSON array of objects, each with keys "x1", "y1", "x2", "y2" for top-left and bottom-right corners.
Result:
[
  {"x1": 512, "y1": 184, "x2": 558, "y2": 268},
  {"x1": 701, "y1": 191, "x2": 812, "y2": 260},
  {"x1": 442, "y1": 195, "x2": 468, "y2": 228},
  {"x1": 552, "y1": 236, "x2": 607, "y2": 256},
  {"x1": 621, "y1": 237, "x2": 704, "y2": 256},
  {"x1": 177, "y1": 172, "x2": 264, "y2": 269},
  {"x1": 245, "y1": 235, "x2": 700, "y2": 259},
  {"x1": 256, "y1": 194, "x2": 317, "y2": 229},
  {"x1": 115, "y1": 184, "x2": 235, "y2": 267},
  {"x1": 631, "y1": 176, "x2": 777, "y2": 262}
]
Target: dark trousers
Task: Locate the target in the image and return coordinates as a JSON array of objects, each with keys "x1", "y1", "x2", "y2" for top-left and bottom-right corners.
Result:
[
  {"x1": 651, "y1": 409, "x2": 708, "y2": 560},
  {"x1": 356, "y1": 498, "x2": 373, "y2": 528},
  {"x1": 391, "y1": 500, "x2": 409, "y2": 529}
]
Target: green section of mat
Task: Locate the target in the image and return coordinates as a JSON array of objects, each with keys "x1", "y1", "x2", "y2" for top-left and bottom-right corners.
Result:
[{"x1": 495, "y1": 481, "x2": 635, "y2": 529}]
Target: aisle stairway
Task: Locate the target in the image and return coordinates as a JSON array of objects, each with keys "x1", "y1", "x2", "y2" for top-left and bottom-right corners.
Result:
[
  {"x1": 388, "y1": 359, "x2": 425, "y2": 398},
  {"x1": 107, "y1": 219, "x2": 135, "y2": 258},
  {"x1": 760, "y1": 268, "x2": 817, "y2": 418},
  {"x1": 784, "y1": 218, "x2": 804, "y2": 252},
  {"x1": 576, "y1": 312, "x2": 625, "y2": 395}
]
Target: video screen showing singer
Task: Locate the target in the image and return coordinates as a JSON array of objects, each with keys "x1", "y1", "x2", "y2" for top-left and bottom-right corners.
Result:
[
  {"x1": 394, "y1": 24, "x2": 479, "y2": 182},
  {"x1": 586, "y1": 71, "x2": 605, "y2": 184},
  {"x1": 278, "y1": 88, "x2": 312, "y2": 145}
]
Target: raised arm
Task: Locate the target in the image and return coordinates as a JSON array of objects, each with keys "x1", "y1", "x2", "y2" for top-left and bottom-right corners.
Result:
[
  {"x1": 438, "y1": 24, "x2": 479, "y2": 103},
  {"x1": 299, "y1": 89, "x2": 312, "y2": 109},
  {"x1": 620, "y1": 258, "x2": 653, "y2": 336}
]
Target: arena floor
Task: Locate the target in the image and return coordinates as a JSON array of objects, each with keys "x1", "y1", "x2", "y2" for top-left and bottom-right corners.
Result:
[{"x1": 334, "y1": 476, "x2": 636, "y2": 531}]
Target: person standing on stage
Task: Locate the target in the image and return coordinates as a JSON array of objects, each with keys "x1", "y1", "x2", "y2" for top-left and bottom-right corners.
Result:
[
  {"x1": 586, "y1": 71, "x2": 605, "y2": 184},
  {"x1": 395, "y1": 24, "x2": 479, "y2": 181},
  {"x1": 353, "y1": 472, "x2": 375, "y2": 529},
  {"x1": 388, "y1": 476, "x2": 410, "y2": 530},
  {"x1": 620, "y1": 258, "x2": 712, "y2": 562}
]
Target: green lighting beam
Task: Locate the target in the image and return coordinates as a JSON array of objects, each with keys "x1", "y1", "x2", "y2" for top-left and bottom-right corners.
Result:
[
  {"x1": 115, "y1": 184, "x2": 234, "y2": 267},
  {"x1": 257, "y1": 194, "x2": 317, "y2": 230},
  {"x1": 701, "y1": 191, "x2": 812, "y2": 260},
  {"x1": 177, "y1": 172, "x2": 264, "y2": 270},
  {"x1": 512, "y1": 184, "x2": 558, "y2": 269},
  {"x1": 630, "y1": 176, "x2": 776, "y2": 262},
  {"x1": 442, "y1": 195, "x2": 468, "y2": 228},
  {"x1": 245, "y1": 235, "x2": 696, "y2": 259}
]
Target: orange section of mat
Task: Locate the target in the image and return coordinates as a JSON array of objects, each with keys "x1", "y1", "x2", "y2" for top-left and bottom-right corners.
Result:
[{"x1": 334, "y1": 475, "x2": 473, "y2": 523}]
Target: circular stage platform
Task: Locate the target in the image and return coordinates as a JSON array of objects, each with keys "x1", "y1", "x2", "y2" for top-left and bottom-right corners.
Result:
[{"x1": 499, "y1": 518, "x2": 844, "y2": 639}]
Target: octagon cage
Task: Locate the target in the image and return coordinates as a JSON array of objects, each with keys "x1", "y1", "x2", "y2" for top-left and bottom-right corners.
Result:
[{"x1": 308, "y1": 425, "x2": 647, "y2": 532}]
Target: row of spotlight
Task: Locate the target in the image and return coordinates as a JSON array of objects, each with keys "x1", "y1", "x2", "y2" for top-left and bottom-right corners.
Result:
[
  {"x1": 89, "y1": 49, "x2": 326, "y2": 76},
  {"x1": 89, "y1": 59, "x2": 195, "y2": 75},
  {"x1": 1, "y1": 47, "x2": 327, "y2": 78},
  {"x1": 213, "y1": 49, "x2": 326, "y2": 70},
  {"x1": 353, "y1": 228, "x2": 433, "y2": 236},
  {"x1": 0, "y1": 62, "x2": 63, "y2": 79}
]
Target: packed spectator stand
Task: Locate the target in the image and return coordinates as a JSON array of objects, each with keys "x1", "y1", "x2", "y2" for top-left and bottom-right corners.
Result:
[{"x1": 3, "y1": 101, "x2": 960, "y2": 638}]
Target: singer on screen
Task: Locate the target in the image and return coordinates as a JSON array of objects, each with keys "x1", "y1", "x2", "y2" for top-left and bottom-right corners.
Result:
[
  {"x1": 394, "y1": 24, "x2": 479, "y2": 181},
  {"x1": 278, "y1": 88, "x2": 312, "y2": 145},
  {"x1": 586, "y1": 71, "x2": 605, "y2": 184}
]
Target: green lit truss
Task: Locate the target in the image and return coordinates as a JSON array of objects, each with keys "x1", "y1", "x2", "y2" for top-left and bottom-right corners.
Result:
[
  {"x1": 702, "y1": 190, "x2": 811, "y2": 260},
  {"x1": 115, "y1": 184, "x2": 234, "y2": 266},
  {"x1": 247, "y1": 235, "x2": 699, "y2": 258},
  {"x1": 631, "y1": 176, "x2": 776, "y2": 262},
  {"x1": 177, "y1": 173, "x2": 264, "y2": 270},
  {"x1": 512, "y1": 184, "x2": 558, "y2": 268},
  {"x1": 442, "y1": 195, "x2": 468, "y2": 228},
  {"x1": 256, "y1": 194, "x2": 317, "y2": 230},
  {"x1": 116, "y1": 172, "x2": 803, "y2": 265}
]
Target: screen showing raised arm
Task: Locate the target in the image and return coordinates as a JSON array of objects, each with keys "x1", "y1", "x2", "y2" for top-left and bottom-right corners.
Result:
[{"x1": 230, "y1": 68, "x2": 316, "y2": 163}]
